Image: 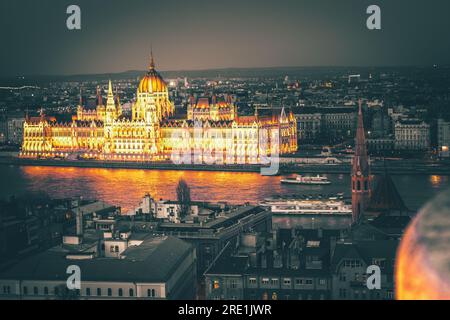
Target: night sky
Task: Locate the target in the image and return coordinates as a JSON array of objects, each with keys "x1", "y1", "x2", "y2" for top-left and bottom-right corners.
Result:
[{"x1": 1, "y1": 0, "x2": 450, "y2": 76}]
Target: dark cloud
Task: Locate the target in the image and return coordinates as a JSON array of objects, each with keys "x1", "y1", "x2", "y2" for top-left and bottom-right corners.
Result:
[{"x1": 1, "y1": 0, "x2": 449, "y2": 76}]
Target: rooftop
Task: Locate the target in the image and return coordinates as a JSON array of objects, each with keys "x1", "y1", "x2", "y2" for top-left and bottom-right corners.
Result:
[{"x1": 0, "y1": 236, "x2": 193, "y2": 283}]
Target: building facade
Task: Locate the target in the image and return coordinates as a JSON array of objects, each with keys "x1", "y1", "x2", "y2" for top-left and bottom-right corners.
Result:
[
  {"x1": 0, "y1": 110, "x2": 7, "y2": 144},
  {"x1": 0, "y1": 235, "x2": 197, "y2": 300},
  {"x1": 394, "y1": 120, "x2": 430, "y2": 151},
  {"x1": 20, "y1": 55, "x2": 297, "y2": 164},
  {"x1": 205, "y1": 230, "x2": 333, "y2": 300},
  {"x1": 7, "y1": 116, "x2": 25, "y2": 145},
  {"x1": 294, "y1": 106, "x2": 356, "y2": 143},
  {"x1": 437, "y1": 118, "x2": 450, "y2": 157},
  {"x1": 331, "y1": 241, "x2": 397, "y2": 300}
]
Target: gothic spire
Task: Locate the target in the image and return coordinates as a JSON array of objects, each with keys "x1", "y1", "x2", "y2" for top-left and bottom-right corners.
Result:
[
  {"x1": 106, "y1": 80, "x2": 115, "y2": 108},
  {"x1": 149, "y1": 47, "x2": 155, "y2": 71},
  {"x1": 353, "y1": 99, "x2": 369, "y2": 176},
  {"x1": 108, "y1": 80, "x2": 113, "y2": 97}
]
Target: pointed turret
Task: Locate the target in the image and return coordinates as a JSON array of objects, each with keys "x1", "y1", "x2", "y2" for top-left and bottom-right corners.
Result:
[
  {"x1": 351, "y1": 99, "x2": 371, "y2": 223},
  {"x1": 107, "y1": 80, "x2": 114, "y2": 98},
  {"x1": 105, "y1": 80, "x2": 116, "y2": 124},
  {"x1": 149, "y1": 47, "x2": 155, "y2": 71}
]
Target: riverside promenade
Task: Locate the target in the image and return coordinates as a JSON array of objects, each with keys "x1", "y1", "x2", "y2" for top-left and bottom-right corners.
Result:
[{"x1": 0, "y1": 153, "x2": 449, "y2": 175}]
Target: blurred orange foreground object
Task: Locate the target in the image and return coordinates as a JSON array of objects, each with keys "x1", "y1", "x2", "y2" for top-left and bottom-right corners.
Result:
[{"x1": 396, "y1": 189, "x2": 450, "y2": 300}]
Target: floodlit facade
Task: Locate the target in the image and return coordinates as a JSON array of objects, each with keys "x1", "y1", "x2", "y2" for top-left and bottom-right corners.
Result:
[{"x1": 20, "y1": 55, "x2": 297, "y2": 164}]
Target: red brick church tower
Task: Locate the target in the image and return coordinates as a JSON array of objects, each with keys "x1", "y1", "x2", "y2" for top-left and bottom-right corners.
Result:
[{"x1": 351, "y1": 100, "x2": 371, "y2": 223}]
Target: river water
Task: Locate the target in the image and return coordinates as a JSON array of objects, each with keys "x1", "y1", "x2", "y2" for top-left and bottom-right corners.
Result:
[{"x1": 0, "y1": 164, "x2": 448, "y2": 214}]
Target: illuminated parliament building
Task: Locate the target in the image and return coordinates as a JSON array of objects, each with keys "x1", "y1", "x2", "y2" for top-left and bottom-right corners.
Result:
[{"x1": 20, "y1": 55, "x2": 297, "y2": 164}]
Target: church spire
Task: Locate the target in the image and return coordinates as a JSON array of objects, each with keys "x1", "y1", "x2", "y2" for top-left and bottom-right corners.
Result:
[
  {"x1": 353, "y1": 99, "x2": 369, "y2": 176},
  {"x1": 351, "y1": 99, "x2": 371, "y2": 223}
]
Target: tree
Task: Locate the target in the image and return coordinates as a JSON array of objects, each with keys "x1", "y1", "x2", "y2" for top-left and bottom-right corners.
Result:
[{"x1": 176, "y1": 179, "x2": 191, "y2": 219}]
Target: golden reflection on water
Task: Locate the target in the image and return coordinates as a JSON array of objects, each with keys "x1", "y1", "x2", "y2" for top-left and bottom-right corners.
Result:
[
  {"x1": 430, "y1": 175, "x2": 447, "y2": 187},
  {"x1": 21, "y1": 166, "x2": 281, "y2": 211},
  {"x1": 17, "y1": 166, "x2": 449, "y2": 212}
]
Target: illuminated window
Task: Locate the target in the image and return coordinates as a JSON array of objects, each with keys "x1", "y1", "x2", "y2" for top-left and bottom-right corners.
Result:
[{"x1": 213, "y1": 280, "x2": 220, "y2": 289}]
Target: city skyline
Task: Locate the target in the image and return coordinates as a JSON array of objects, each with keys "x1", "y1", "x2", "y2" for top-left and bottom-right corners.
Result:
[{"x1": 1, "y1": 0, "x2": 450, "y2": 77}]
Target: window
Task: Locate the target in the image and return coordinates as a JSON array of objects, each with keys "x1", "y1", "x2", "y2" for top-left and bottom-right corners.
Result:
[
  {"x1": 283, "y1": 278, "x2": 291, "y2": 286},
  {"x1": 339, "y1": 288, "x2": 347, "y2": 298},
  {"x1": 270, "y1": 279, "x2": 279, "y2": 286},
  {"x1": 97, "y1": 288, "x2": 102, "y2": 296},
  {"x1": 129, "y1": 288, "x2": 134, "y2": 297},
  {"x1": 118, "y1": 288, "x2": 123, "y2": 297},
  {"x1": 86, "y1": 288, "x2": 91, "y2": 296},
  {"x1": 249, "y1": 278, "x2": 257, "y2": 285},
  {"x1": 108, "y1": 288, "x2": 112, "y2": 296},
  {"x1": 230, "y1": 280, "x2": 238, "y2": 289},
  {"x1": 54, "y1": 287, "x2": 59, "y2": 296},
  {"x1": 261, "y1": 278, "x2": 270, "y2": 285},
  {"x1": 319, "y1": 279, "x2": 326, "y2": 285},
  {"x1": 339, "y1": 273, "x2": 346, "y2": 282},
  {"x1": 213, "y1": 280, "x2": 220, "y2": 289},
  {"x1": 147, "y1": 289, "x2": 156, "y2": 297},
  {"x1": 343, "y1": 259, "x2": 362, "y2": 268},
  {"x1": 44, "y1": 287, "x2": 49, "y2": 295},
  {"x1": 33, "y1": 287, "x2": 38, "y2": 295}
]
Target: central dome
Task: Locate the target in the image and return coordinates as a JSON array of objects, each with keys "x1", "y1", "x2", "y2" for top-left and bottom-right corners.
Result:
[{"x1": 138, "y1": 54, "x2": 167, "y2": 94}]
